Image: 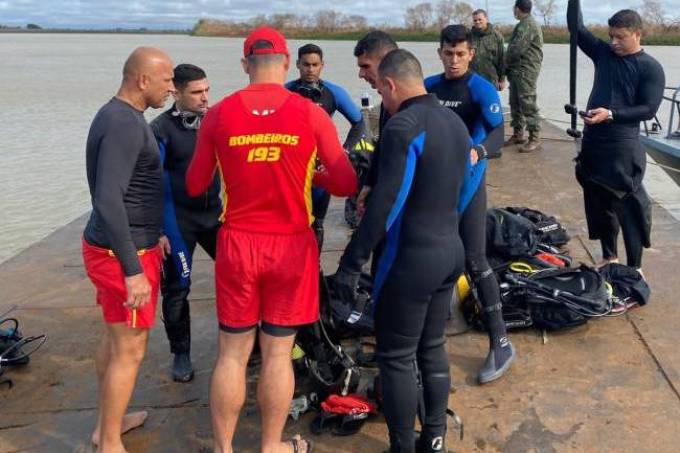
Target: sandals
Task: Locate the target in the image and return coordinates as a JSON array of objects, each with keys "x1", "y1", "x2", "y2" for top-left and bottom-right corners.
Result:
[{"x1": 289, "y1": 435, "x2": 314, "y2": 453}]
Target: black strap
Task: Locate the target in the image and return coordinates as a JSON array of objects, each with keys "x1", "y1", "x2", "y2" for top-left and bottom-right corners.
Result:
[{"x1": 483, "y1": 303, "x2": 503, "y2": 313}]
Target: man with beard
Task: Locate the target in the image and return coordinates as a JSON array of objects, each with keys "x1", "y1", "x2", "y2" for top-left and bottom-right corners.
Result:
[{"x1": 150, "y1": 64, "x2": 221, "y2": 382}]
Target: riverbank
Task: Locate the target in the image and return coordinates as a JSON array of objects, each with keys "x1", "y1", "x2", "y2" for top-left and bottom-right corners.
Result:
[
  {"x1": 0, "y1": 27, "x2": 188, "y2": 35},
  {"x1": 191, "y1": 20, "x2": 680, "y2": 46},
  {"x1": 4, "y1": 22, "x2": 680, "y2": 45},
  {"x1": 2, "y1": 120, "x2": 680, "y2": 452}
]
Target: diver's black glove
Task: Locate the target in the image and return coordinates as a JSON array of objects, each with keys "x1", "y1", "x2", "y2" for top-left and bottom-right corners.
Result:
[{"x1": 330, "y1": 267, "x2": 361, "y2": 304}]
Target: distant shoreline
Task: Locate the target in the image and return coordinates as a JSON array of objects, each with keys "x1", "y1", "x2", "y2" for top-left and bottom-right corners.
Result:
[
  {"x1": 4, "y1": 24, "x2": 680, "y2": 46},
  {"x1": 0, "y1": 28, "x2": 188, "y2": 35}
]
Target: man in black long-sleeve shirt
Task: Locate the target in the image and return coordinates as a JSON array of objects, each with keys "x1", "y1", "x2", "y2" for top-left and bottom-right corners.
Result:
[
  {"x1": 82, "y1": 47, "x2": 174, "y2": 452},
  {"x1": 567, "y1": 3, "x2": 664, "y2": 272}
]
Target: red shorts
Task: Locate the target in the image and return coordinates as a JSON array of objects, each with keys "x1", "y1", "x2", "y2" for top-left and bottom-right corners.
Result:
[
  {"x1": 81, "y1": 238, "x2": 162, "y2": 329},
  {"x1": 215, "y1": 227, "x2": 319, "y2": 329}
]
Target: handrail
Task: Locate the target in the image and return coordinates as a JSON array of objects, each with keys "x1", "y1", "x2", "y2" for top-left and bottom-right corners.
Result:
[{"x1": 666, "y1": 86, "x2": 680, "y2": 139}]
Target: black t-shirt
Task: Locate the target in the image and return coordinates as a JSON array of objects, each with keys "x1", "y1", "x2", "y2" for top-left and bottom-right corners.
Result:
[{"x1": 84, "y1": 97, "x2": 163, "y2": 276}]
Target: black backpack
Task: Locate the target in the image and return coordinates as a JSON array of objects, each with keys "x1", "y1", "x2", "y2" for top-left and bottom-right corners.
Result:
[
  {"x1": 486, "y1": 208, "x2": 539, "y2": 258},
  {"x1": 504, "y1": 265, "x2": 612, "y2": 331},
  {"x1": 505, "y1": 207, "x2": 570, "y2": 247},
  {"x1": 326, "y1": 273, "x2": 375, "y2": 337}
]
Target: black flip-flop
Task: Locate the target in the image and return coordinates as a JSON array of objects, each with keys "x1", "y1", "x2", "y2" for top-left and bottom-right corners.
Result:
[{"x1": 290, "y1": 435, "x2": 314, "y2": 453}]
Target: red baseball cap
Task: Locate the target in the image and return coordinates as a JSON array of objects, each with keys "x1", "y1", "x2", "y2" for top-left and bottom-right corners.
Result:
[{"x1": 243, "y1": 26, "x2": 289, "y2": 57}]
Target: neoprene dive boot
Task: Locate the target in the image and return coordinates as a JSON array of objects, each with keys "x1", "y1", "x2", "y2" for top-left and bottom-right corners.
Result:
[
  {"x1": 416, "y1": 433, "x2": 446, "y2": 453},
  {"x1": 478, "y1": 338, "x2": 516, "y2": 384},
  {"x1": 172, "y1": 352, "x2": 194, "y2": 383},
  {"x1": 503, "y1": 129, "x2": 526, "y2": 146},
  {"x1": 519, "y1": 132, "x2": 542, "y2": 153}
]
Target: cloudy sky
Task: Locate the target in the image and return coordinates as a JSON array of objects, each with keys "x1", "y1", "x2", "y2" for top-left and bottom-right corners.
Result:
[{"x1": 0, "y1": 0, "x2": 675, "y2": 29}]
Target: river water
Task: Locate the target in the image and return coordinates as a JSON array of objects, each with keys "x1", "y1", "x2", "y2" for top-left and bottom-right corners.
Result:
[{"x1": 1, "y1": 33, "x2": 679, "y2": 263}]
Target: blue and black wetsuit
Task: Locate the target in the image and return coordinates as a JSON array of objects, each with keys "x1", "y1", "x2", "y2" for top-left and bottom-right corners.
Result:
[
  {"x1": 568, "y1": 0, "x2": 664, "y2": 268},
  {"x1": 339, "y1": 94, "x2": 469, "y2": 452},
  {"x1": 426, "y1": 71, "x2": 513, "y2": 383},
  {"x1": 286, "y1": 79, "x2": 365, "y2": 248},
  {"x1": 151, "y1": 106, "x2": 222, "y2": 355}
]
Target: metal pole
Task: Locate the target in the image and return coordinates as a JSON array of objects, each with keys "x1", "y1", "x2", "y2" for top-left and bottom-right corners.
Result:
[{"x1": 564, "y1": 0, "x2": 582, "y2": 139}]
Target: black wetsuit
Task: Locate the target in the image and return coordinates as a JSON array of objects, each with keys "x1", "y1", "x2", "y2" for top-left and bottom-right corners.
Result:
[
  {"x1": 151, "y1": 106, "x2": 222, "y2": 355},
  {"x1": 339, "y1": 94, "x2": 469, "y2": 452},
  {"x1": 425, "y1": 72, "x2": 510, "y2": 364},
  {"x1": 84, "y1": 97, "x2": 162, "y2": 276},
  {"x1": 285, "y1": 79, "x2": 365, "y2": 248},
  {"x1": 568, "y1": 0, "x2": 665, "y2": 267}
]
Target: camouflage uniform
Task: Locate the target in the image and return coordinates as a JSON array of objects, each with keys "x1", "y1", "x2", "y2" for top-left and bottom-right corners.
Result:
[
  {"x1": 506, "y1": 14, "x2": 543, "y2": 135},
  {"x1": 470, "y1": 23, "x2": 505, "y2": 88}
]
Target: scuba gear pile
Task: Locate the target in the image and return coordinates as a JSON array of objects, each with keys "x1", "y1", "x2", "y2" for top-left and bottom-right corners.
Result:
[
  {"x1": 0, "y1": 316, "x2": 47, "y2": 389},
  {"x1": 505, "y1": 207, "x2": 571, "y2": 247},
  {"x1": 486, "y1": 208, "x2": 540, "y2": 258},
  {"x1": 294, "y1": 275, "x2": 362, "y2": 400},
  {"x1": 463, "y1": 205, "x2": 638, "y2": 331},
  {"x1": 503, "y1": 264, "x2": 613, "y2": 331},
  {"x1": 310, "y1": 394, "x2": 376, "y2": 436},
  {"x1": 296, "y1": 273, "x2": 464, "y2": 443}
]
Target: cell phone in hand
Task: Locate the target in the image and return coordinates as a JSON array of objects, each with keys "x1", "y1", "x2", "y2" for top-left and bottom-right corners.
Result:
[{"x1": 578, "y1": 110, "x2": 593, "y2": 118}]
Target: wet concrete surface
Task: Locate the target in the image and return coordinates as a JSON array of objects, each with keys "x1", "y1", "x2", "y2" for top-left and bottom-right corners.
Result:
[{"x1": 2, "y1": 121, "x2": 680, "y2": 452}]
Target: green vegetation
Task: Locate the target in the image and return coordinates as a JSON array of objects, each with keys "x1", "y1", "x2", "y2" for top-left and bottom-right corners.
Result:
[{"x1": 192, "y1": 19, "x2": 680, "y2": 46}]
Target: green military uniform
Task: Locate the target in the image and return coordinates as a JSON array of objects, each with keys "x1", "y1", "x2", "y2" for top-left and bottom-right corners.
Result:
[
  {"x1": 470, "y1": 23, "x2": 505, "y2": 87},
  {"x1": 506, "y1": 13, "x2": 543, "y2": 135}
]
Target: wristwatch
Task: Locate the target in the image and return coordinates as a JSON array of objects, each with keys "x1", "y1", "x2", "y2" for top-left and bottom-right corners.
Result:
[
  {"x1": 607, "y1": 109, "x2": 614, "y2": 122},
  {"x1": 473, "y1": 144, "x2": 489, "y2": 161}
]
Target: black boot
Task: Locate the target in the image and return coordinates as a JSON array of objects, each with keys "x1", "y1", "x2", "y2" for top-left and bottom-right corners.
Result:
[
  {"x1": 478, "y1": 337, "x2": 516, "y2": 384},
  {"x1": 172, "y1": 352, "x2": 194, "y2": 383},
  {"x1": 416, "y1": 434, "x2": 446, "y2": 453}
]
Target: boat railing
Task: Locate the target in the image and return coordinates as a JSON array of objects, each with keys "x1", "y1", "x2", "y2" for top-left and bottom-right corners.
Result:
[
  {"x1": 644, "y1": 86, "x2": 680, "y2": 139},
  {"x1": 665, "y1": 85, "x2": 680, "y2": 139}
]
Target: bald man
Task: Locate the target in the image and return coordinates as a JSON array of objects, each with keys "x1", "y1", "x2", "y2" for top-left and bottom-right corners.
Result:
[
  {"x1": 335, "y1": 49, "x2": 470, "y2": 452},
  {"x1": 82, "y1": 47, "x2": 174, "y2": 452}
]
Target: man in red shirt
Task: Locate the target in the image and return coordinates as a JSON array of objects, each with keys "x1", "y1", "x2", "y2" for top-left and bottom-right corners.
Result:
[{"x1": 186, "y1": 27, "x2": 356, "y2": 453}]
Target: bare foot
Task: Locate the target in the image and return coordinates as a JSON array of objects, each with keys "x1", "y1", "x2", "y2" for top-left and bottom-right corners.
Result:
[
  {"x1": 91, "y1": 411, "x2": 148, "y2": 445},
  {"x1": 95, "y1": 446, "x2": 129, "y2": 453}
]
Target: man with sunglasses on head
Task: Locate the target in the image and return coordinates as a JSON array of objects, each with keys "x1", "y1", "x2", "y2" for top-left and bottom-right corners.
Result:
[{"x1": 286, "y1": 43, "x2": 365, "y2": 249}]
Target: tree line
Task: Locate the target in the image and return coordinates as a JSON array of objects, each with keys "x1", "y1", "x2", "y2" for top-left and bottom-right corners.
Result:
[{"x1": 193, "y1": 0, "x2": 678, "y2": 36}]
